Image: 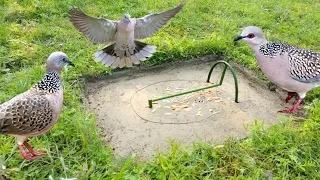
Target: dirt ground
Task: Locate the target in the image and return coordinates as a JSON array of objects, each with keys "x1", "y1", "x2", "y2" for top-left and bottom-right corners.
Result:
[{"x1": 85, "y1": 55, "x2": 290, "y2": 159}]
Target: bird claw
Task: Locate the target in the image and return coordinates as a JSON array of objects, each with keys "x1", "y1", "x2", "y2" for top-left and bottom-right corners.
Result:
[
  {"x1": 278, "y1": 108, "x2": 294, "y2": 113},
  {"x1": 22, "y1": 154, "x2": 39, "y2": 161},
  {"x1": 279, "y1": 98, "x2": 304, "y2": 113},
  {"x1": 23, "y1": 150, "x2": 45, "y2": 160},
  {"x1": 279, "y1": 107, "x2": 302, "y2": 113},
  {"x1": 26, "y1": 151, "x2": 45, "y2": 156}
]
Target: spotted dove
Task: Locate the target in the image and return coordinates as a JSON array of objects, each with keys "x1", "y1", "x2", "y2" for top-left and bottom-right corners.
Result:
[
  {"x1": 234, "y1": 26, "x2": 320, "y2": 113},
  {"x1": 69, "y1": 3, "x2": 184, "y2": 69},
  {"x1": 0, "y1": 52, "x2": 74, "y2": 160}
]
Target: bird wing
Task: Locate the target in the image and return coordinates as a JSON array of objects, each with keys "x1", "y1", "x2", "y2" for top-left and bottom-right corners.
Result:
[
  {"x1": 287, "y1": 46, "x2": 320, "y2": 83},
  {"x1": 69, "y1": 8, "x2": 117, "y2": 44},
  {"x1": 0, "y1": 95, "x2": 54, "y2": 136},
  {"x1": 134, "y1": 3, "x2": 184, "y2": 39}
]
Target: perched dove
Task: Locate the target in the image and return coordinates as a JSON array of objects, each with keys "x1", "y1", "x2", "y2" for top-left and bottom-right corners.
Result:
[
  {"x1": 69, "y1": 3, "x2": 184, "y2": 68},
  {"x1": 0, "y1": 52, "x2": 74, "y2": 160},
  {"x1": 234, "y1": 26, "x2": 320, "y2": 113}
]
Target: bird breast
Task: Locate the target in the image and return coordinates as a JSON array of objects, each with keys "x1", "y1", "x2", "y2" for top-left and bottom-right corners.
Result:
[
  {"x1": 47, "y1": 88, "x2": 63, "y2": 122},
  {"x1": 117, "y1": 20, "x2": 135, "y2": 37}
]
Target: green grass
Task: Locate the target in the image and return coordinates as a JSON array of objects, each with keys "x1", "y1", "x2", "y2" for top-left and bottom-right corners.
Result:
[{"x1": 1, "y1": 0, "x2": 320, "y2": 179}]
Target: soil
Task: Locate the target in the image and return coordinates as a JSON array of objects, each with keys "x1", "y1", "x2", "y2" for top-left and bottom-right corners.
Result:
[{"x1": 85, "y1": 54, "x2": 291, "y2": 159}]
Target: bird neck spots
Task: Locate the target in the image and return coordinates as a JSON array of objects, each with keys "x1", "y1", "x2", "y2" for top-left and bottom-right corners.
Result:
[
  {"x1": 34, "y1": 71, "x2": 61, "y2": 93},
  {"x1": 259, "y1": 42, "x2": 290, "y2": 58}
]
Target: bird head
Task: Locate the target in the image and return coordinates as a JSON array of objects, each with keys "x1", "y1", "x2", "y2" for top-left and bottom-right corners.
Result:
[
  {"x1": 46, "y1": 52, "x2": 74, "y2": 72},
  {"x1": 234, "y1": 26, "x2": 268, "y2": 46},
  {"x1": 122, "y1": 14, "x2": 131, "y2": 23}
]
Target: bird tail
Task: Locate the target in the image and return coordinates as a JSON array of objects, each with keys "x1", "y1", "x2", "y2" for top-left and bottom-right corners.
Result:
[{"x1": 93, "y1": 41, "x2": 156, "y2": 69}]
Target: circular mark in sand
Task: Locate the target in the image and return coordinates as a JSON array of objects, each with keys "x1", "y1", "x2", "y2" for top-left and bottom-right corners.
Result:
[{"x1": 130, "y1": 80, "x2": 226, "y2": 124}]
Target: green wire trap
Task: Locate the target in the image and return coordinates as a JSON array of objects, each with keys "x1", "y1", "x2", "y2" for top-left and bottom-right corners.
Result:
[{"x1": 148, "y1": 60, "x2": 239, "y2": 108}]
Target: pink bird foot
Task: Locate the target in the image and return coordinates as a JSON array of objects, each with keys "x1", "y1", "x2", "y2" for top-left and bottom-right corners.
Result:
[
  {"x1": 18, "y1": 141, "x2": 45, "y2": 160},
  {"x1": 18, "y1": 144, "x2": 38, "y2": 160},
  {"x1": 279, "y1": 98, "x2": 304, "y2": 113}
]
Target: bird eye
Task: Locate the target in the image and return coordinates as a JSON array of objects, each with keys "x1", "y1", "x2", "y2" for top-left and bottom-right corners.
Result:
[
  {"x1": 247, "y1": 33, "x2": 255, "y2": 38},
  {"x1": 62, "y1": 58, "x2": 66, "y2": 61}
]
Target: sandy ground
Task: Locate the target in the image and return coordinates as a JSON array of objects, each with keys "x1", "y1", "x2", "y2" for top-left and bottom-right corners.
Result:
[{"x1": 85, "y1": 55, "x2": 289, "y2": 159}]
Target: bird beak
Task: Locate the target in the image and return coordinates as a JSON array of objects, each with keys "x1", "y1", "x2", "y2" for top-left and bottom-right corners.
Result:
[
  {"x1": 234, "y1": 35, "x2": 245, "y2": 42},
  {"x1": 67, "y1": 60, "x2": 75, "y2": 67}
]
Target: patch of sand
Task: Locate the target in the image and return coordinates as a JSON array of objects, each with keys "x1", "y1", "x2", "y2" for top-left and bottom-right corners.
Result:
[{"x1": 85, "y1": 55, "x2": 287, "y2": 159}]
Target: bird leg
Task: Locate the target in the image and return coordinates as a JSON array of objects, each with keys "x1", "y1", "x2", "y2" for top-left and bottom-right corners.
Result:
[
  {"x1": 17, "y1": 141, "x2": 45, "y2": 160},
  {"x1": 18, "y1": 144, "x2": 38, "y2": 160},
  {"x1": 23, "y1": 141, "x2": 45, "y2": 156},
  {"x1": 280, "y1": 98, "x2": 304, "y2": 113},
  {"x1": 285, "y1": 92, "x2": 296, "y2": 103}
]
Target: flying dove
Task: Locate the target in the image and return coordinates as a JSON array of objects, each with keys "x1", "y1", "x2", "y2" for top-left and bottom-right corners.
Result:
[
  {"x1": 69, "y1": 3, "x2": 184, "y2": 68},
  {"x1": 0, "y1": 52, "x2": 74, "y2": 160},
  {"x1": 234, "y1": 26, "x2": 320, "y2": 113}
]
